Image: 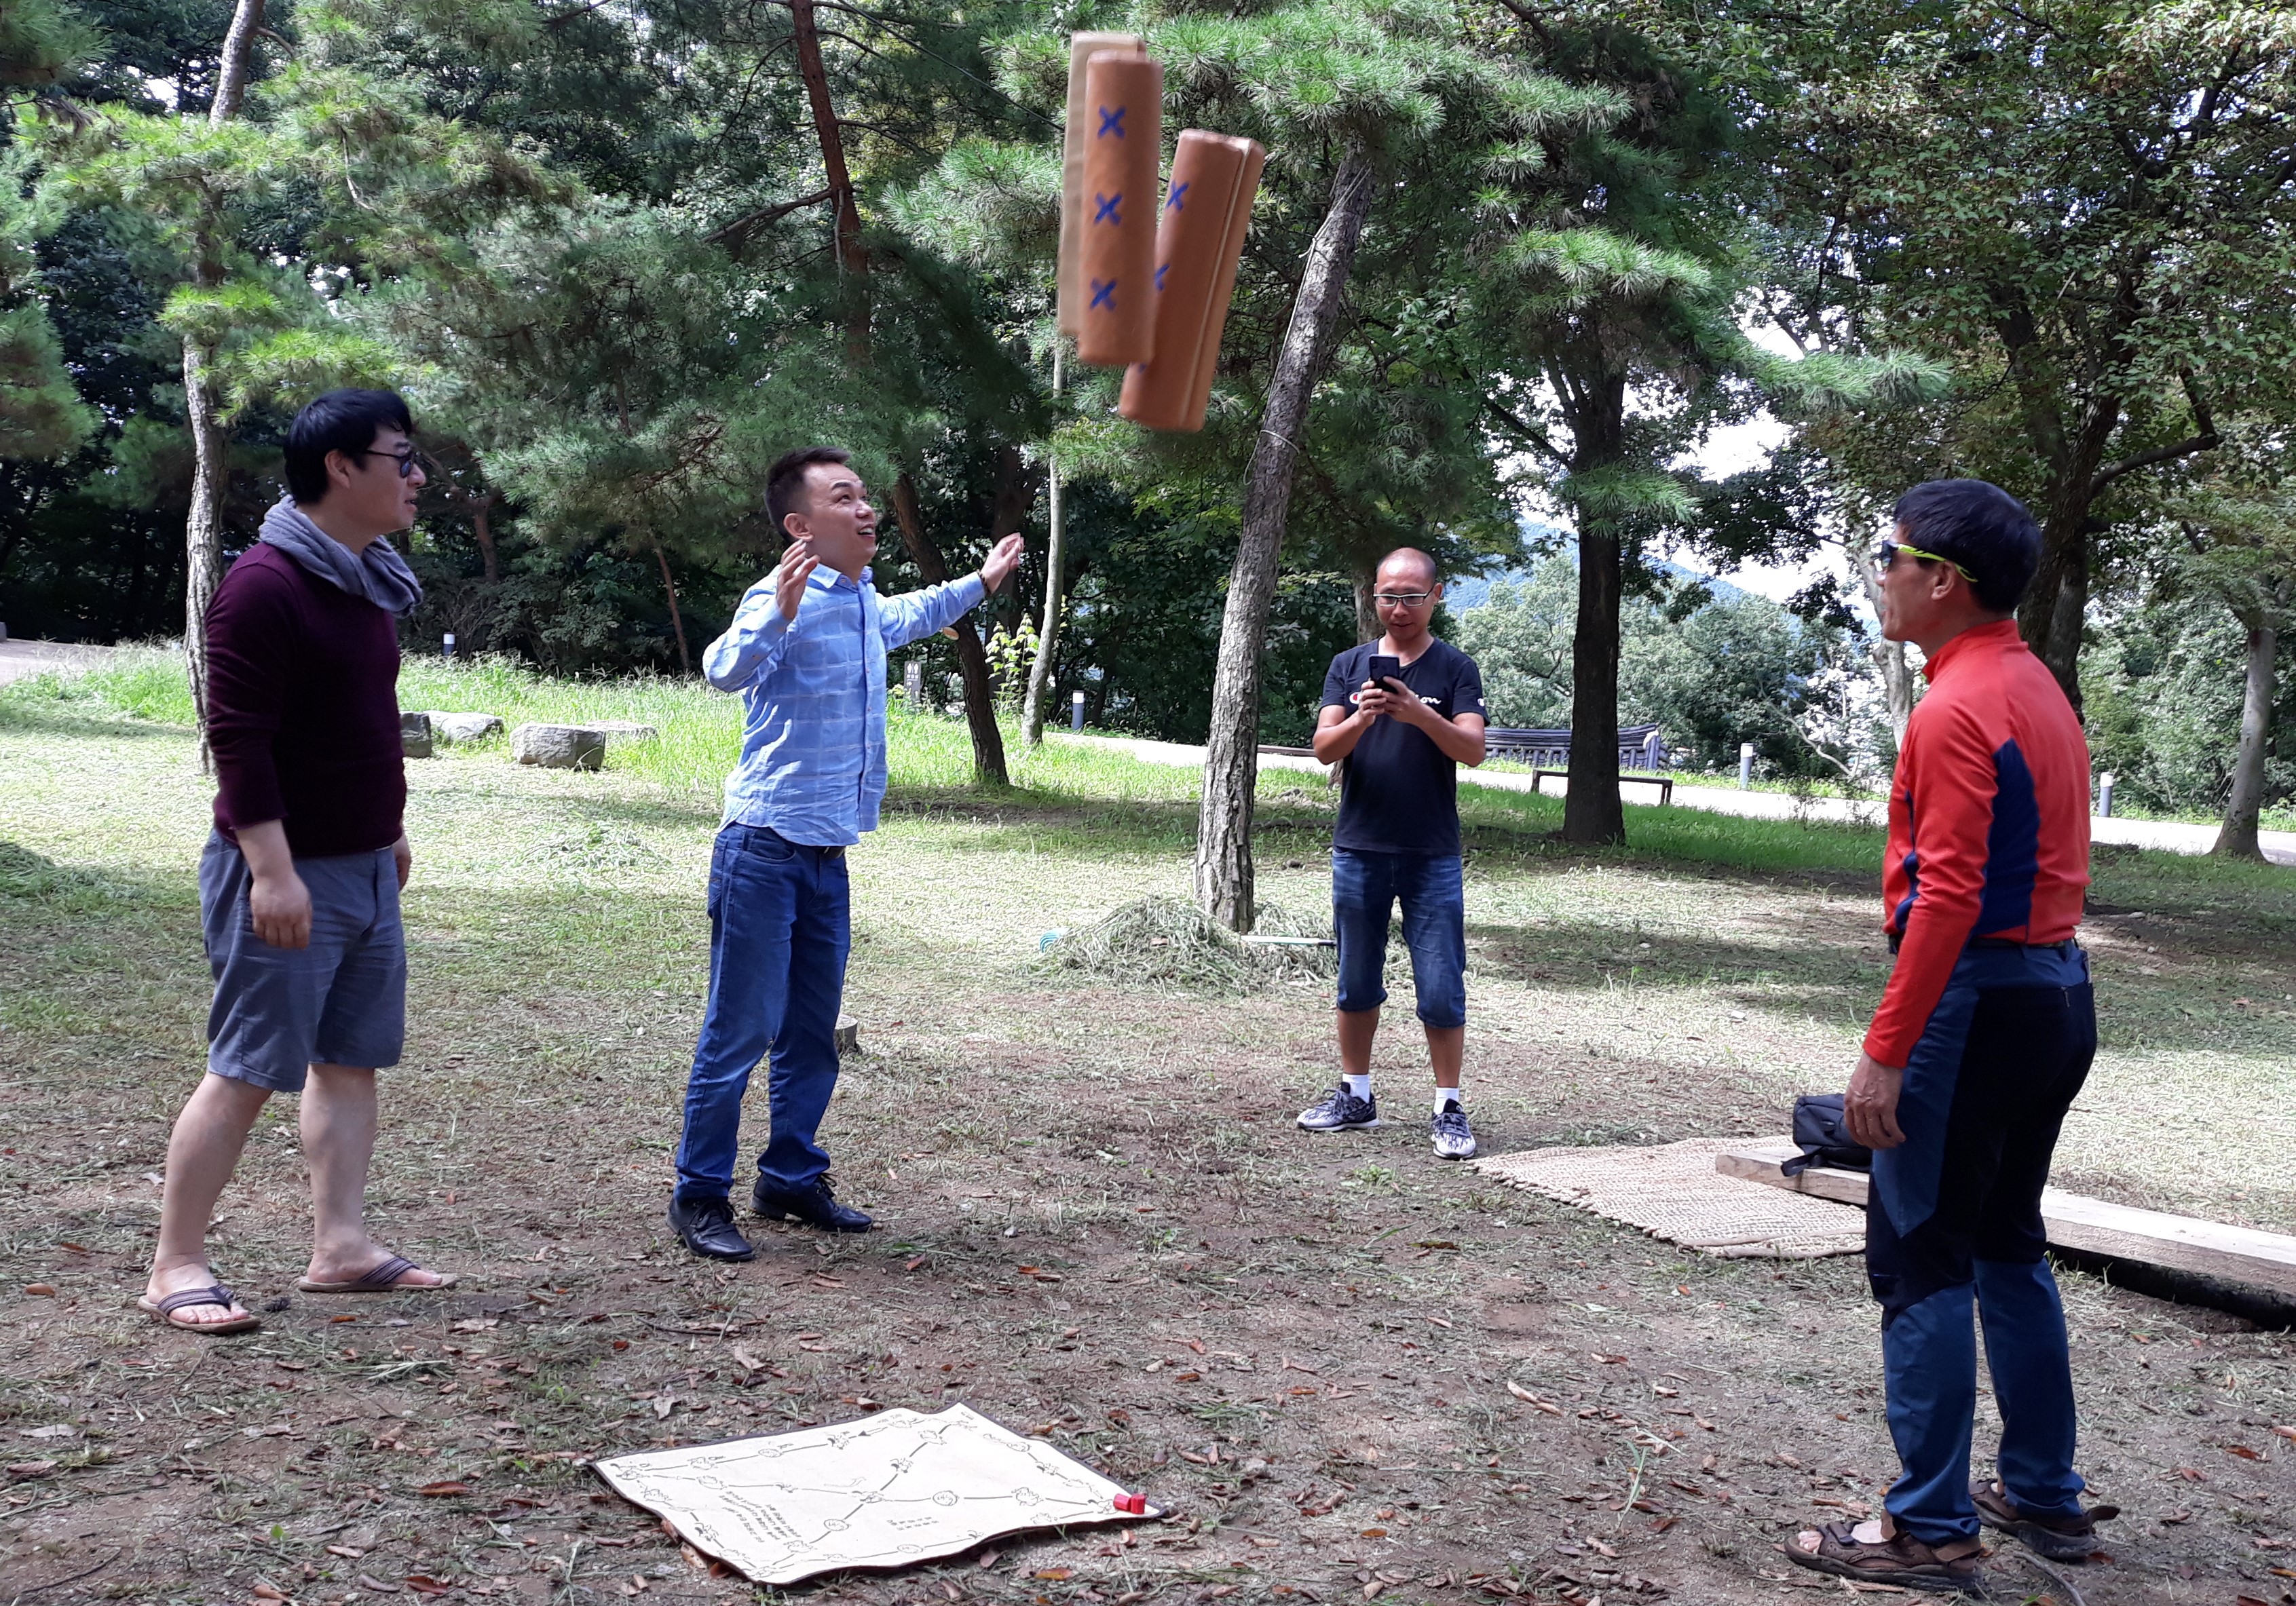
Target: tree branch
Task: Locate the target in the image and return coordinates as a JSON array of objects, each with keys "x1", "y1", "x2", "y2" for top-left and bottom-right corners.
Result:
[
  {"x1": 2090, "y1": 432, "x2": 2221, "y2": 499},
  {"x1": 1482, "y1": 396, "x2": 1569, "y2": 467},
  {"x1": 707, "y1": 188, "x2": 835, "y2": 251}
]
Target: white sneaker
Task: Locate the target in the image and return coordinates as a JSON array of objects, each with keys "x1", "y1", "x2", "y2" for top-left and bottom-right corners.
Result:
[
  {"x1": 1431, "y1": 1105, "x2": 1476, "y2": 1160},
  {"x1": 1298, "y1": 1086, "x2": 1380, "y2": 1131}
]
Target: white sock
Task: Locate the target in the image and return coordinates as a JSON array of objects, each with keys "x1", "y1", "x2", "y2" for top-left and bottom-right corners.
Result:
[
  {"x1": 1343, "y1": 1074, "x2": 1372, "y2": 1101},
  {"x1": 1435, "y1": 1088, "x2": 1463, "y2": 1113}
]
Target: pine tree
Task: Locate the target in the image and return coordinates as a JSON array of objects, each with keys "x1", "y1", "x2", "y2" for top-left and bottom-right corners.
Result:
[
  {"x1": 1, "y1": 0, "x2": 97, "y2": 465},
  {"x1": 1153, "y1": 0, "x2": 1617, "y2": 928}
]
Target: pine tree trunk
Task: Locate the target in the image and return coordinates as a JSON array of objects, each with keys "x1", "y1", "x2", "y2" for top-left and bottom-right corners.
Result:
[
  {"x1": 891, "y1": 472, "x2": 1007, "y2": 786},
  {"x1": 1353, "y1": 571, "x2": 1380, "y2": 643},
  {"x1": 181, "y1": 1, "x2": 262, "y2": 763},
  {"x1": 1562, "y1": 514, "x2": 1625, "y2": 845},
  {"x1": 1021, "y1": 347, "x2": 1066, "y2": 746},
  {"x1": 2213, "y1": 608, "x2": 2276, "y2": 861},
  {"x1": 653, "y1": 541, "x2": 691, "y2": 674},
  {"x1": 209, "y1": 0, "x2": 263, "y2": 123},
  {"x1": 1194, "y1": 147, "x2": 1376, "y2": 932},
  {"x1": 790, "y1": 0, "x2": 868, "y2": 352},
  {"x1": 183, "y1": 337, "x2": 227, "y2": 767}
]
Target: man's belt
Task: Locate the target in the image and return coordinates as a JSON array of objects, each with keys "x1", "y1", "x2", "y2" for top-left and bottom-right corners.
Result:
[{"x1": 1886, "y1": 932, "x2": 2075, "y2": 957}]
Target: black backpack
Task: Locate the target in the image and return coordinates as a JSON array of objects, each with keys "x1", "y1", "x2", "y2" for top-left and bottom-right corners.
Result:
[{"x1": 1782, "y1": 1093, "x2": 1873, "y2": 1177}]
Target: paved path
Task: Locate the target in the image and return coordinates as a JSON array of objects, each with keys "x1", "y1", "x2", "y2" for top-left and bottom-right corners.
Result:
[
  {"x1": 0, "y1": 639, "x2": 116, "y2": 686},
  {"x1": 1050, "y1": 731, "x2": 2296, "y2": 866}
]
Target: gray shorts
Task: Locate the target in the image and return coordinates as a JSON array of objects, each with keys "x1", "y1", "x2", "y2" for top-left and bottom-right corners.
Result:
[{"x1": 200, "y1": 830, "x2": 406, "y2": 1092}]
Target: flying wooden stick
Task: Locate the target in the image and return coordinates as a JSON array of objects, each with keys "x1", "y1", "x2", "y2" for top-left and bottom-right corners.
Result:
[
  {"x1": 1057, "y1": 32, "x2": 1144, "y2": 340},
  {"x1": 1075, "y1": 49, "x2": 1164, "y2": 368},
  {"x1": 1118, "y1": 130, "x2": 1265, "y2": 432}
]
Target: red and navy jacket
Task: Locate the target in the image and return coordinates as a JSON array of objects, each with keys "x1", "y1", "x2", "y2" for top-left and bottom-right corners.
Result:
[{"x1": 1866, "y1": 619, "x2": 2092, "y2": 1065}]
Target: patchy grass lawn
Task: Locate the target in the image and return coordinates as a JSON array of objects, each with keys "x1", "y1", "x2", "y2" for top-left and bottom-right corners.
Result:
[{"x1": 1, "y1": 659, "x2": 2292, "y2": 1606}]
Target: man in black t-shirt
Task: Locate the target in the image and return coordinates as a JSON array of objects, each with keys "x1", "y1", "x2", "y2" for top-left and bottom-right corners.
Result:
[{"x1": 1302, "y1": 548, "x2": 1489, "y2": 1159}]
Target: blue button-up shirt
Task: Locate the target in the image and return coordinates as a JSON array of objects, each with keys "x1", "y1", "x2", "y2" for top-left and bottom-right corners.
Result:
[{"x1": 704, "y1": 562, "x2": 987, "y2": 845}]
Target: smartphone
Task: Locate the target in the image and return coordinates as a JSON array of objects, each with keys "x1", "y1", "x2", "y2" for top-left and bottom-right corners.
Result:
[{"x1": 1367, "y1": 653, "x2": 1401, "y2": 689}]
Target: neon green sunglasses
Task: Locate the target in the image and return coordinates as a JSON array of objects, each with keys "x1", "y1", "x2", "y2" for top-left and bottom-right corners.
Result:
[{"x1": 1875, "y1": 541, "x2": 1978, "y2": 584}]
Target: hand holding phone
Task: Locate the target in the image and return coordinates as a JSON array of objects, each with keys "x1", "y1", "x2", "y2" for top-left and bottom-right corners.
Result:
[{"x1": 1360, "y1": 653, "x2": 1403, "y2": 719}]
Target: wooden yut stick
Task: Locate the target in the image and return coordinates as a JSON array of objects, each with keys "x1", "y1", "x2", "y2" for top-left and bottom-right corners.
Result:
[
  {"x1": 1076, "y1": 50, "x2": 1163, "y2": 368},
  {"x1": 1118, "y1": 131, "x2": 1265, "y2": 432},
  {"x1": 1057, "y1": 33, "x2": 1144, "y2": 339}
]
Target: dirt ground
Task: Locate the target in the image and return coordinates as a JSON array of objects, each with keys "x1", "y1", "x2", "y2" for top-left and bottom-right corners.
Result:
[{"x1": 3, "y1": 700, "x2": 2295, "y2": 1606}]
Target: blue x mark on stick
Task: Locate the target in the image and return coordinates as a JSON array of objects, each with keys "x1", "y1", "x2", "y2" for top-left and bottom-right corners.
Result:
[
  {"x1": 1166, "y1": 181, "x2": 1189, "y2": 213},
  {"x1": 1098, "y1": 106, "x2": 1125, "y2": 138},
  {"x1": 1094, "y1": 192, "x2": 1121, "y2": 225},
  {"x1": 1090, "y1": 278, "x2": 1116, "y2": 309}
]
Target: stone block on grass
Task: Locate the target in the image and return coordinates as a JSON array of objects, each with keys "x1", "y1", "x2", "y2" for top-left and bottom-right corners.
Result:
[
  {"x1": 592, "y1": 719, "x2": 660, "y2": 744},
  {"x1": 424, "y1": 711, "x2": 505, "y2": 744},
  {"x1": 512, "y1": 723, "x2": 605, "y2": 771},
  {"x1": 400, "y1": 711, "x2": 434, "y2": 760}
]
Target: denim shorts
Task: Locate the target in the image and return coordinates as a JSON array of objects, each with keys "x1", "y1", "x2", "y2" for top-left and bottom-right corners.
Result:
[
  {"x1": 1332, "y1": 847, "x2": 1466, "y2": 1027},
  {"x1": 200, "y1": 830, "x2": 407, "y2": 1092}
]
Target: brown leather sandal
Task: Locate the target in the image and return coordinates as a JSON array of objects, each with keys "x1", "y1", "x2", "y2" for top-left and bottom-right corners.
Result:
[
  {"x1": 1784, "y1": 1517, "x2": 1987, "y2": 1594},
  {"x1": 1972, "y1": 1478, "x2": 2118, "y2": 1562}
]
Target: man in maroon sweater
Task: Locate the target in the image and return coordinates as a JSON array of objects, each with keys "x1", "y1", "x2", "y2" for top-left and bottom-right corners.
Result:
[{"x1": 141, "y1": 389, "x2": 457, "y2": 1334}]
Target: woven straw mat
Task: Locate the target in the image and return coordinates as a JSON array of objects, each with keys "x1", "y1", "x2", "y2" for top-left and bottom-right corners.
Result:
[{"x1": 1473, "y1": 1139, "x2": 1864, "y2": 1259}]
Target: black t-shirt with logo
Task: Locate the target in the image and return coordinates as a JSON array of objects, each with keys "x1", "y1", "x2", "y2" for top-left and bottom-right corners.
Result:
[{"x1": 1320, "y1": 638, "x2": 1487, "y2": 856}]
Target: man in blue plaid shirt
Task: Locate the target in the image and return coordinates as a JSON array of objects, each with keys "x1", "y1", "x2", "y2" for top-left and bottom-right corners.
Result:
[{"x1": 669, "y1": 446, "x2": 1023, "y2": 1260}]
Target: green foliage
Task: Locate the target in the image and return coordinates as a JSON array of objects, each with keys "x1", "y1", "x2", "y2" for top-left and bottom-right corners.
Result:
[
  {"x1": 0, "y1": 301, "x2": 93, "y2": 457},
  {"x1": 1452, "y1": 554, "x2": 1869, "y2": 776},
  {"x1": 1664, "y1": 0, "x2": 2296, "y2": 693},
  {"x1": 0, "y1": 0, "x2": 96, "y2": 90},
  {"x1": 3, "y1": 0, "x2": 2290, "y2": 841},
  {"x1": 2084, "y1": 590, "x2": 2296, "y2": 824}
]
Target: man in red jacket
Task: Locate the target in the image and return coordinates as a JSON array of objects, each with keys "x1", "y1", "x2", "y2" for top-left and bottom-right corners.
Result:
[
  {"x1": 1789, "y1": 480, "x2": 2113, "y2": 1591},
  {"x1": 140, "y1": 390, "x2": 456, "y2": 1335}
]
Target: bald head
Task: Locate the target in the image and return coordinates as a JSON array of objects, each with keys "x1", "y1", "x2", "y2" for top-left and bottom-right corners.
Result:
[{"x1": 1376, "y1": 548, "x2": 1439, "y2": 590}]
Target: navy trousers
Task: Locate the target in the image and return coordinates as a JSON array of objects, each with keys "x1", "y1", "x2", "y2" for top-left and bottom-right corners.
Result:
[
  {"x1": 673, "y1": 824, "x2": 852, "y2": 1206},
  {"x1": 1866, "y1": 944, "x2": 2096, "y2": 1544}
]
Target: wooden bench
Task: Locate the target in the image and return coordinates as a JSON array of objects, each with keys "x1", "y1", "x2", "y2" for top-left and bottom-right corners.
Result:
[{"x1": 1530, "y1": 769, "x2": 1674, "y2": 805}]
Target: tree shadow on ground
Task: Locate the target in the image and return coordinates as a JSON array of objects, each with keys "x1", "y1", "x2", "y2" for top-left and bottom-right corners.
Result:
[{"x1": 0, "y1": 694, "x2": 200, "y2": 744}]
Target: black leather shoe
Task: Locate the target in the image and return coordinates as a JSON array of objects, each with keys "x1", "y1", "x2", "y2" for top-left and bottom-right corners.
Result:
[
  {"x1": 669, "y1": 1196, "x2": 756, "y2": 1261},
  {"x1": 753, "y1": 1174, "x2": 873, "y2": 1233}
]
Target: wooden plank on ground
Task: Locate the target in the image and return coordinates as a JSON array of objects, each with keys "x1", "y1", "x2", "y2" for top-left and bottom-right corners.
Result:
[{"x1": 1720, "y1": 1141, "x2": 2296, "y2": 1299}]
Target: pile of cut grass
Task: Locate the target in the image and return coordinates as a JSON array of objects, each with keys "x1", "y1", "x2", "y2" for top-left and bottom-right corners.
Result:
[{"x1": 1041, "y1": 895, "x2": 1337, "y2": 994}]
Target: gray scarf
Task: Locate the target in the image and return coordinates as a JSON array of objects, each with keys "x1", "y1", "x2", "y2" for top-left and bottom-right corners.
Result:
[{"x1": 258, "y1": 498, "x2": 424, "y2": 616}]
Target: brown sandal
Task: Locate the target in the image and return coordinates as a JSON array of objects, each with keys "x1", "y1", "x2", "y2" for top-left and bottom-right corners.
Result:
[
  {"x1": 1972, "y1": 1479, "x2": 2117, "y2": 1562},
  {"x1": 1785, "y1": 1517, "x2": 1987, "y2": 1593},
  {"x1": 138, "y1": 1282, "x2": 261, "y2": 1335}
]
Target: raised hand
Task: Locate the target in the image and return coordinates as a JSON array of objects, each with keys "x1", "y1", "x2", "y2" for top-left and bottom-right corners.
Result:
[
  {"x1": 979, "y1": 533, "x2": 1026, "y2": 594},
  {"x1": 776, "y1": 540, "x2": 820, "y2": 622}
]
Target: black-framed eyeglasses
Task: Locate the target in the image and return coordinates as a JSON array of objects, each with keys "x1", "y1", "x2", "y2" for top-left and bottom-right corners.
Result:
[
  {"x1": 354, "y1": 447, "x2": 422, "y2": 479},
  {"x1": 1372, "y1": 591, "x2": 1434, "y2": 607}
]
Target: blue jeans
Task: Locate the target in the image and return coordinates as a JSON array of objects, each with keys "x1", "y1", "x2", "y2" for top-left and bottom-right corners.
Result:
[
  {"x1": 1867, "y1": 944, "x2": 2095, "y2": 1544},
  {"x1": 673, "y1": 824, "x2": 852, "y2": 1206},
  {"x1": 1331, "y1": 848, "x2": 1465, "y2": 1027}
]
